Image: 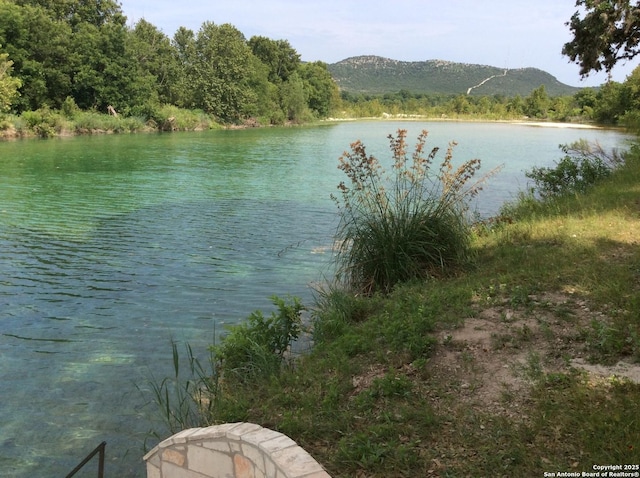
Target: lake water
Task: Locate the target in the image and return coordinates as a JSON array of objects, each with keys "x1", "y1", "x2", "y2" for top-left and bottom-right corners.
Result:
[{"x1": 0, "y1": 121, "x2": 631, "y2": 477}]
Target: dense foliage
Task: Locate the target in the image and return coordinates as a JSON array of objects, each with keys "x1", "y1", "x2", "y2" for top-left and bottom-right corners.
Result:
[
  {"x1": 563, "y1": 0, "x2": 640, "y2": 77},
  {"x1": 0, "y1": 0, "x2": 339, "y2": 124},
  {"x1": 338, "y1": 72, "x2": 640, "y2": 128},
  {"x1": 3, "y1": 0, "x2": 640, "y2": 130},
  {"x1": 525, "y1": 140, "x2": 625, "y2": 197},
  {"x1": 0, "y1": 49, "x2": 20, "y2": 111}
]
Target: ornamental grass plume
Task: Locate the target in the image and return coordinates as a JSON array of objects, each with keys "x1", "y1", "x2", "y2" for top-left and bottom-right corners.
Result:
[{"x1": 332, "y1": 129, "x2": 501, "y2": 295}]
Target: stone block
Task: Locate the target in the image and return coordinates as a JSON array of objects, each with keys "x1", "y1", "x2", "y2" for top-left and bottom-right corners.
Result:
[
  {"x1": 234, "y1": 453, "x2": 255, "y2": 478},
  {"x1": 241, "y1": 443, "x2": 265, "y2": 473},
  {"x1": 188, "y1": 445, "x2": 234, "y2": 478},
  {"x1": 265, "y1": 457, "x2": 277, "y2": 477},
  {"x1": 143, "y1": 447, "x2": 159, "y2": 462},
  {"x1": 258, "y1": 435, "x2": 297, "y2": 455},
  {"x1": 163, "y1": 447, "x2": 186, "y2": 467},
  {"x1": 229, "y1": 441, "x2": 242, "y2": 453},
  {"x1": 146, "y1": 461, "x2": 160, "y2": 478},
  {"x1": 201, "y1": 439, "x2": 231, "y2": 453},
  {"x1": 194, "y1": 423, "x2": 243, "y2": 440},
  {"x1": 226, "y1": 422, "x2": 262, "y2": 440},
  {"x1": 145, "y1": 449, "x2": 161, "y2": 467},
  {"x1": 161, "y1": 428, "x2": 200, "y2": 447},
  {"x1": 242, "y1": 428, "x2": 283, "y2": 447},
  {"x1": 271, "y1": 446, "x2": 324, "y2": 477},
  {"x1": 161, "y1": 461, "x2": 208, "y2": 478}
]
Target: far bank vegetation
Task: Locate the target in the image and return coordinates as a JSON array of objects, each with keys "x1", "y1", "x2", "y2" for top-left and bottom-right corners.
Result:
[{"x1": 3, "y1": 1, "x2": 640, "y2": 139}]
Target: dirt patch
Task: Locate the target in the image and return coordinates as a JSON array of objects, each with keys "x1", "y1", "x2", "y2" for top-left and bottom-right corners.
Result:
[
  {"x1": 426, "y1": 292, "x2": 640, "y2": 417},
  {"x1": 351, "y1": 364, "x2": 387, "y2": 396},
  {"x1": 570, "y1": 358, "x2": 640, "y2": 383},
  {"x1": 347, "y1": 291, "x2": 640, "y2": 419}
]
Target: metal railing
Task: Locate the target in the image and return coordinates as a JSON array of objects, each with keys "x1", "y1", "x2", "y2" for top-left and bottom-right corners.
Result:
[{"x1": 65, "y1": 441, "x2": 106, "y2": 478}]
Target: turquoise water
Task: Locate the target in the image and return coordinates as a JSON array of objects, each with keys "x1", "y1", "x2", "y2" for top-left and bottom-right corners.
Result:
[{"x1": 0, "y1": 122, "x2": 631, "y2": 476}]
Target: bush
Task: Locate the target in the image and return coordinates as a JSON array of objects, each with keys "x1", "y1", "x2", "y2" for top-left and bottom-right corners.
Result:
[
  {"x1": 144, "y1": 104, "x2": 214, "y2": 131},
  {"x1": 212, "y1": 295, "x2": 305, "y2": 383},
  {"x1": 61, "y1": 96, "x2": 80, "y2": 119},
  {"x1": 525, "y1": 140, "x2": 624, "y2": 198},
  {"x1": 332, "y1": 129, "x2": 500, "y2": 295},
  {"x1": 144, "y1": 296, "x2": 305, "y2": 436},
  {"x1": 19, "y1": 107, "x2": 70, "y2": 138}
]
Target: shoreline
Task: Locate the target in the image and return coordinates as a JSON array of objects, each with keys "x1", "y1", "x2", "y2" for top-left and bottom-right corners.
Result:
[
  {"x1": 1, "y1": 115, "x2": 609, "y2": 141},
  {"x1": 324, "y1": 115, "x2": 603, "y2": 130}
]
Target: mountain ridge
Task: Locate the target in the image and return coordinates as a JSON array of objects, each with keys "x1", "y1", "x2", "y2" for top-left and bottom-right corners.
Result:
[{"x1": 327, "y1": 55, "x2": 580, "y2": 97}]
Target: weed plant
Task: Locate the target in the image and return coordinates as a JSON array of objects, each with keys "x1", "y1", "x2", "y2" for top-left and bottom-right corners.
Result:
[
  {"x1": 143, "y1": 296, "x2": 304, "y2": 439},
  {"x1": 143, "y1": 341, "x2": 221, "y2": 438},
  {"x1": 212, "y1": 295, "x2": 305, "y2": 384},
  {"x1": 332, "y1": 129, "x2": 500, "y2": 295},
  {"x1": 525, "y1": 139, "x2": 624, "y2": 198}
]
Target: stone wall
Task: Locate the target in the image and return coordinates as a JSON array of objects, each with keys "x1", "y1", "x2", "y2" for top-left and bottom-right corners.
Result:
[{"x1": 144, "y1": 422, "x2": 331, "y2": 478}]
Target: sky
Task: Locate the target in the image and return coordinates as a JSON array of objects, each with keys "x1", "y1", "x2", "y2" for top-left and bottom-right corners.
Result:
[{"x1": 121, "y1": 0, "x2": 638, "y2": 88}]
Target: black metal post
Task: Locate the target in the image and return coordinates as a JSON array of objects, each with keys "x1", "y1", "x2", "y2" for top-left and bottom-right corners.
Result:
[{"x1": 65, "y1": 441, "x2": 106, "y2": 478}]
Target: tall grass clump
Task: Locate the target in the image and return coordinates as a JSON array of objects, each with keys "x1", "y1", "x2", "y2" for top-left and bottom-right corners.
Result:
[
  {"x1": 332, "y1": 129, "x2": 500, "y2": 295},
  {"x1": 143, "y1": 341, "x2": 221, "y2": 437}
]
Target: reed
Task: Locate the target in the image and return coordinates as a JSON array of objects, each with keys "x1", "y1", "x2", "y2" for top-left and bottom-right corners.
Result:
[{"x1": 332, "y1": 128, "x2": 500, "y2": 295}]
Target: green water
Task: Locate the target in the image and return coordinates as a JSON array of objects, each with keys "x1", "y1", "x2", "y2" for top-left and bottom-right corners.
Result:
[{"x1": 0, "y1": 122, "x2": 631, "y2": 476}]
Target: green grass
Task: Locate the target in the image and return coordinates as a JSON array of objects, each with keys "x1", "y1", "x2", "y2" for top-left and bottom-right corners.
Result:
[
  {"x1": 0, "y1": 104, "x2": 220, "y2": 139},
  {"x1": 146, "y1": 139, "x2": 640, "y2": 476}
]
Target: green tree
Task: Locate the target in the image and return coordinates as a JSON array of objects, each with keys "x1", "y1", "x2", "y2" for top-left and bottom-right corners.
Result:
[
  {"x1": 70, "y1": 20, "x2": 144, "y2": 111},
  {"x1": 0, "y1": 48, "x2": 21, "y2": 112},
  {"x1": 248, "y1": 36, "x2": 300, "y2": 83},
  {"x1": 525, "y1": 85, "x2": 550, "y2": 118},
  {"x1": 574, "y1": 87, "x2": 598, "y2": 110},
  {"x1": 172, "y1": 26, "x2": 197, "y2": 108},
  {"x1": 506, "y1": 95, "x2": 525, "y2": 116},
  {"x1": 0, "y1": 1, "x2": 73, "y2": 110},
  {"x1": 279, "y1": 72, "x2": 308, "y2": 121},
  {"x1": 12, "y1": 0, "x2": 126, "y2": 28},
  {"x1": 593, "y1": 80, "x2": 629, "y2": 123},
  {"x1": 452, "y1": 94, "x2": 471, "y2": 114},
  {"x1": 563, "y1": 0, "x2": 640, "y2": 77},
  {"x1": 619, "y1": 65, "x2": 640, "y2": 128},
  {"x1": 298, "y1": 61, "x2": 339, "y2": 117},
  {"x1": 245, "y1": 53, "x2": 276, "y2": 120},
  {"x1": 550, "y1": 96, "x2": 574, "y2": 121},
  {"x1": 128, "y1": 19, "x2": 179, "y2": 105},
  {"x1": 193, "y1": 22, "x2": 259, "y2": 122},
  {"x1": 0, "y1": 0, "x2": 141, "y2": 112}
]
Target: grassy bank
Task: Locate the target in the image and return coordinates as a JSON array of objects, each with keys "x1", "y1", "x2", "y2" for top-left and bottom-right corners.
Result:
[
  {"x1": 149, "y1": 137, "x2": 640, "y2": 476},
  {"x1": 1, "y1": 103, "x2": 601, "y2": 141},
  {"x1": 0, "y1": 104, "x2": 223, "y2": 139}
]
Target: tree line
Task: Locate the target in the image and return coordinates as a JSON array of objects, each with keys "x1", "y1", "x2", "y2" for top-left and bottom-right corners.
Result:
[
  {"x1": 0, "y1": 0, "x2": 339, "y2": 124},
  {"x1": 339, "y1": 77, "x2": 640, "y2": 128},
  {"x1": 2, "y1": 0, "x2": 640, "y2": 130}
]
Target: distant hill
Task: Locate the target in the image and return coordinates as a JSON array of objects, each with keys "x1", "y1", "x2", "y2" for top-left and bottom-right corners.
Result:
[{"x1": 328, "y1": 56, "x2": 580, "y2": 97}]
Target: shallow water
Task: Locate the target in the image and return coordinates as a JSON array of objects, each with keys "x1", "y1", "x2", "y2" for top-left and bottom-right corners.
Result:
[{"x1": 0, "y1": 121, "x2": 631, "y2": 476}]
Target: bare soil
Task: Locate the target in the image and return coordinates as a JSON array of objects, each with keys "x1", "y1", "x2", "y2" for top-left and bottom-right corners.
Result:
[{"x1": 427, "y1": 292, "x2": 640, "y2": 417}]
